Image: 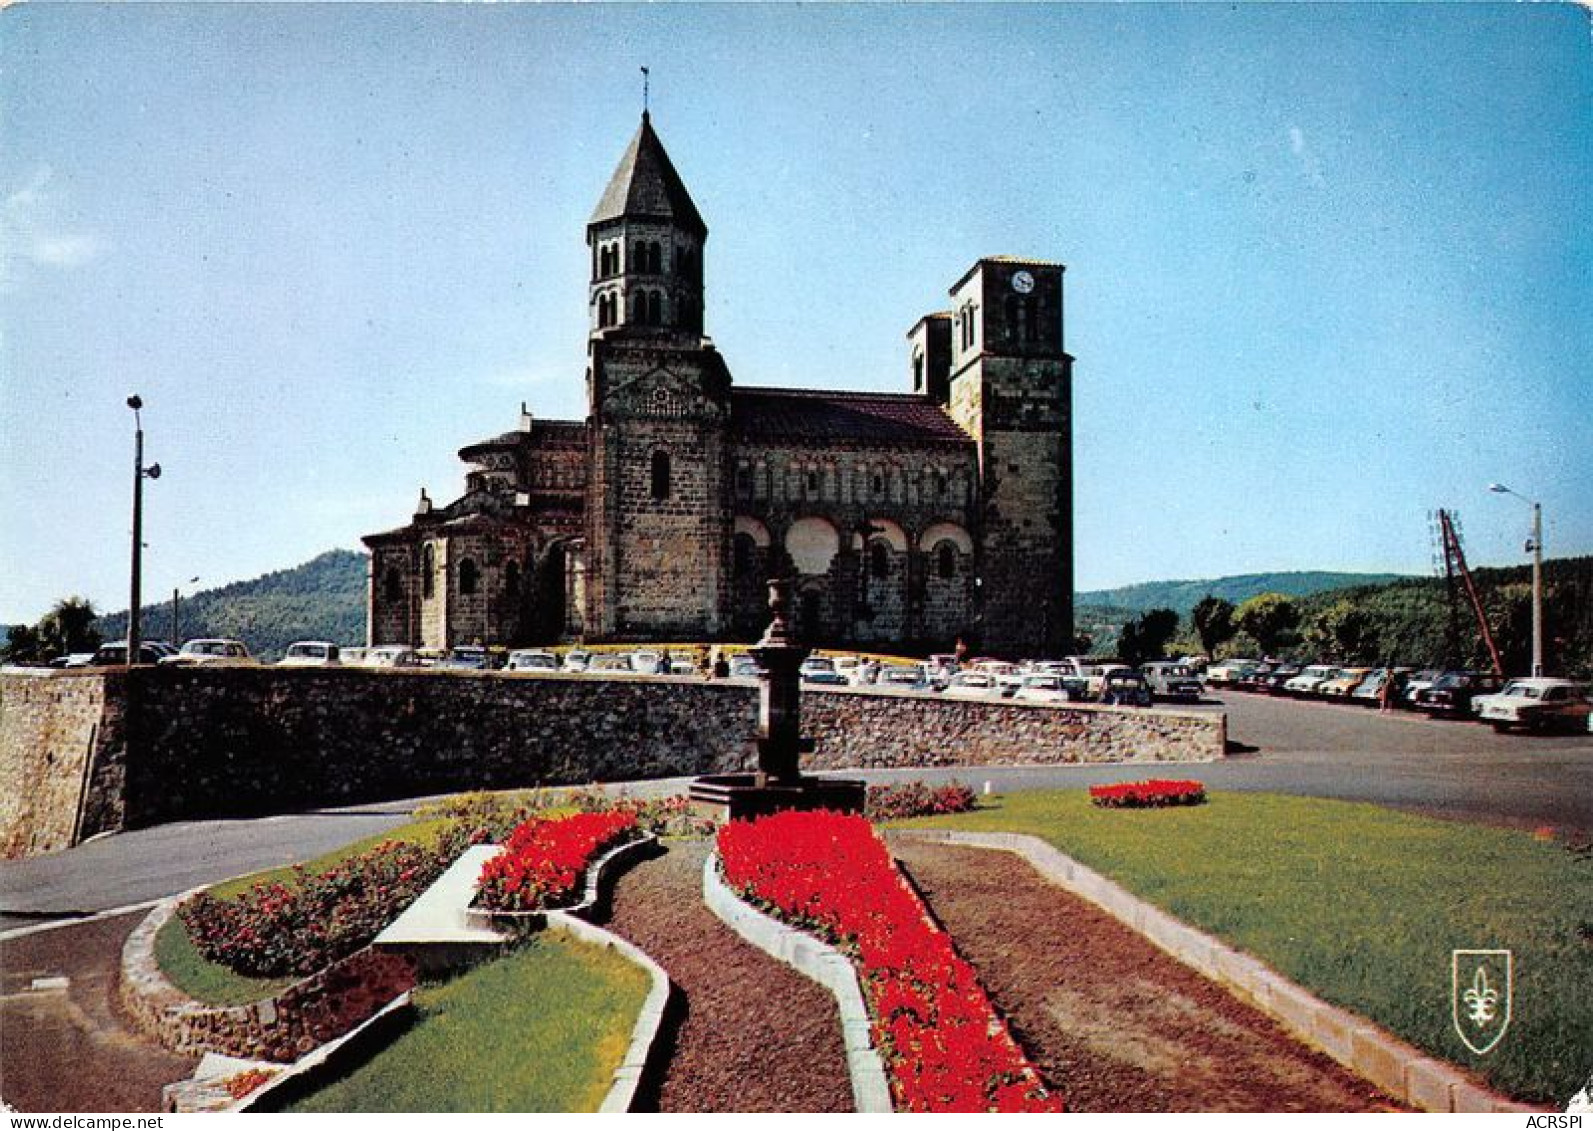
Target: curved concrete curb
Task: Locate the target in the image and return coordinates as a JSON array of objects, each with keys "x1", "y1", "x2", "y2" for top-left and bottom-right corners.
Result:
[
  {"x1": 902, "y1": 829, "x2": 1543, "y2": 1114},
  {"x1": 544, "y1": 910, "x2": 673, "y2": 1113},
  {"x1": 701, "y1": 852, "x2": 892, "y2": 1113},
  {"x1": 219, "y1": 992, "x2": 412, "y2": 1112}
]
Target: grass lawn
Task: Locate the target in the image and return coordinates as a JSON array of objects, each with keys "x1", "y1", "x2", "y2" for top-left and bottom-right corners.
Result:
[
  {"x1": 902, "y1": 790, "x2": 1593, "y2": 1106},
  {"x1": 155, "y1": 816, "x2": 458, "y2": 1005},
  {"x1": 278, "y1": 932, "x2": 650, "y2": 1112}
]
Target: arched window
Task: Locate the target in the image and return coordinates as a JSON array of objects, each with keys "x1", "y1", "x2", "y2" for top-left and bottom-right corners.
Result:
[
  {"x1": 869, "y1": 541, "x2": 890, "y2": 579},
  {"x1": 383, "y1": 566, "x2": 403, "y2": 603},
  {"x1": 733, "y1": 533, "x2": 755, "y2": 575},
  {"x1": 599, "y1": 245, "x2": 612, "y2": 277},
  {"x1": 935, "y1": 471, "x2": 948, "y2": 496},
  {"x1": 648, "y1": 241, "x2": 662, "y2": 273},
  {"x1": 504, "y1": 560, "x2": 520, "y2": 597},
  {"x1": 872, "y1": 473, "x2": 884, "y2": 496},
  {"x1": 650, "y1": 450, "x2": 671, "y2": 500},
  {"x1": 634, "y1": 240, "x2": 646, "y2": 271},
  {"x1": 806, "y1": 470, "x2": 819, "y2": 495},
  {"x1": 421, "y1": 544, "x2": 435, "y2": 599},
  {"x1": 631, "y1": 291, "x2": 646, "y2": 323},
  {"x1": 937, "y1": 543, "x2": 957, "y2": 580},
  {"x1": 648, "y1": 290, "x2": 663, "y2": 326},
  {"x1": 1025, "y1": 296, "x2": 1039, "y2": 341},
  {"x1": 458, "y1": 557, "x2": 479, "y2": 596},
  {"x1": 736, "y1": 466, "x2": 752, "y2": 497}
]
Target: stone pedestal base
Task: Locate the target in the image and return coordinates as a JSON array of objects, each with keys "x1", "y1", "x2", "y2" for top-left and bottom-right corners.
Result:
[{"x1": 688, "y1": 773, "x2": 867, "y2": 824}]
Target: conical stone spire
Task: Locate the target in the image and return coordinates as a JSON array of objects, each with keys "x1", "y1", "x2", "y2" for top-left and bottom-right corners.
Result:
[{"x1": 589, "y1": 112, "x2": 707, "y2": 236}]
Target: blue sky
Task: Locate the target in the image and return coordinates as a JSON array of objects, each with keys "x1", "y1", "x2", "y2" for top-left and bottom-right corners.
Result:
[{"x1": 3, "y1": 3, "x2": 1590, "y2": 626}]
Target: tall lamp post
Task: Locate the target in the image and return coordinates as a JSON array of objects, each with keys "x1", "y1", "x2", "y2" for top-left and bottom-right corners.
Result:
[
  {"x1": 1488, "y1": 482, "x2": 1542, "y2": 676},
  {"x1": 127, "y1": 396, "x2": 161, "y2": 667}
]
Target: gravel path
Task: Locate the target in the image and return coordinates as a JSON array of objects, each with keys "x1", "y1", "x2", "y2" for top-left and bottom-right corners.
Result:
[
  {"x1": 595, "y1": 838, "x2": 853, "y2": 1113},
  {"x1": 1, "y1": 912, "x2": 196, "y2": 1112},
  {"x1": 890, "y1": 838, "x2": 1401, "y2": 1113}
]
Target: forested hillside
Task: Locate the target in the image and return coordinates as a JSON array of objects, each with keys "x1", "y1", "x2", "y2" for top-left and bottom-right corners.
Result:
[
  {"x1": 1077, "y1": 571, "x2": 1406, "y2": 617},
  {"x1": 95, "y1": 550, "x2": 367, "y2": 662}
]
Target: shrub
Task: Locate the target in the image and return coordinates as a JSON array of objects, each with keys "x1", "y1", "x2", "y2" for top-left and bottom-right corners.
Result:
[
  {"x1": 1088, "y1": 779, "x2": 1207, "y2": 808},
  {"x1": 476, "y1": 811, "x2": 640, "y2": 912},
  {"x1": 718, "y1": 810, "x2": 1061, "y2": 1112},
  {"x1": 178, "y1": 839, "x2": 454, "y2": 978},
  {"x1": 865, "y1": 781, "x2": 978, "y2": 822}
]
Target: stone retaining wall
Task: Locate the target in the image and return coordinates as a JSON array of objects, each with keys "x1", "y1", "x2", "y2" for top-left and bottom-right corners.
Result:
[
  {"x1": 119, "y1": 896, "x2": 416, "y2": 1062},
  {"x1": 2, "y1": 668, "x2": 1223, "y2": 856}
]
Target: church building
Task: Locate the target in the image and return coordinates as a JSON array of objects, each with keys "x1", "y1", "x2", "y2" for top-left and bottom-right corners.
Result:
[{"x1": 363, "y1": 113, "x2": 1074, "y2": 656}]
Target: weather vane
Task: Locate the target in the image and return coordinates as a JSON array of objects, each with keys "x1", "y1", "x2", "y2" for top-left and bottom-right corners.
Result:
[{"x1": 641, "y1": 66, "x2": 650, "y2": 115}]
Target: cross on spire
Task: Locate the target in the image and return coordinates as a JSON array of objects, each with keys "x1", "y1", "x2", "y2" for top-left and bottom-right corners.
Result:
[{"x1": 641, "y1": 66, "x2": 650, "y2": 117}]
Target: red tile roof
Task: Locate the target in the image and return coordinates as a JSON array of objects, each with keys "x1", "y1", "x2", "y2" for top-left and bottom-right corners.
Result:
[{"x1": 732, "y1": 387, "x2": 971, "y2": 446}]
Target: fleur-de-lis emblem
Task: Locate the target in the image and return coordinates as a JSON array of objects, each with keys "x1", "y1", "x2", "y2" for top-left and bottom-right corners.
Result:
[
  {"x1": 1452, "y1": 949, "x2": 1512, "y2": 1055},
  {"x1": 1462, "y1": 966, "x2": 1499, "y2": 1027}
]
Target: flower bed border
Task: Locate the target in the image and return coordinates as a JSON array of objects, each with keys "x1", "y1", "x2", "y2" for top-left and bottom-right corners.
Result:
[
  {"x1": 902, "y1": 829, "x2": 1544, "y2": 1115},
  {"x1": 466, "y1": 831, "x2": 657, "y2": 931},
  {"x1": 701, "y1": 850, "x2": 893, "y2": 1113}
]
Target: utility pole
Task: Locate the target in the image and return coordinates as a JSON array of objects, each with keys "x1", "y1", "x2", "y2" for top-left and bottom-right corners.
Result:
[
  {"x1": 1489, "y1": 483, "x2": 1544, "y2": 676},
  {"x1": 126, "y1": 395, "x2": 161, "y2": 666}
]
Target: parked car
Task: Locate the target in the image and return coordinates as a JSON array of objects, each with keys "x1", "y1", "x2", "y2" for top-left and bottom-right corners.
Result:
[
  {"x1": 802, "y1": 669, "x2": 850, "y2": 686},
  {"x1": 1099, "y1": 670, "x2": 1152, "y2": 707},
  {"x1": 52, "y1": 652, "x2": 98, "y2": 669},
  {"x1": 942, "y1": 671, "x2": 1002, "y2": 700},
  {"x1": 1400, "y1": 669, "x2": 1444, "y2": 709},
  {"x1": 1013, "y1": 673, "x2": 1084, "y2": 703},
  {"x1": 435, "y1": 645, "x2": 491, "y2": 671},
  {"x1": 1349, "y1": 668, "x2": 1390, "y2": 706},
  {"x1": 727, "y1": 655, "x2": 764, "y2": 681},
  {"x1": 630, "y1": 649, "x2": 666, "y2": 675},
  {"x1": 1283, "y1": 664, "x2": 1338, "y2": 697},
  {"x1": 505, "y1": 649, "x2": 560, "y2": 672},
  {"x1": 340, "y1": 646, "x2": 368, "y2": 667},
  {"x1": 800, "y1": 656, "x2": 838, "y2": 680},
  {"x1": 1141, "y1": 661, "x2": 1203, "y2": 703},
  {"x1": 1085, "y1": 663, "x2": 1133, "y2": 699},
  {"x1": 162, "y1": 638, "x2": 256, "y2": 666},
  {"x1": 90, "y1": 640, "x2": 177, "y2": 666},
  {"x1": 1415, "y1": 671, "x2": 1504, "y2": 718},
  {"x1": 278, "y1": 641, "x2": 341, "y2": 667},
  {"x1": 364, "y1": 645, "x2": 419, "y2": 669},
  {"x1": 1319, "y1": 667, "x2": 1375, "y2": 699},
  {"x1": 1258, "y1": 664, "x2": 1302, "y2": 695},
  {"x1": 831, "y1": 654, "x2": 862, "y2": 682},
  {"x1": 876, "y1": 664, "x2": 931, "y2": 692},
  {"x1": 562, "y1": 649, "x2": 592, "y2": 672},
  {"x1": 1205, "y1": 658, "x2": 1258, "y2": 687},
  {"x1": 1472, "y1": 678, "x2": 1592, "y2": 733},
  {"x1": 589, "y1": 653, "x2": 635, "y2": 674}
]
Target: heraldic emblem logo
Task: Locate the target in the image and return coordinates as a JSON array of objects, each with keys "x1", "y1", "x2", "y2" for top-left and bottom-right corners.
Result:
[{"x1": 1451, "y1": 949, "x2": 1512, "y2": 1055}]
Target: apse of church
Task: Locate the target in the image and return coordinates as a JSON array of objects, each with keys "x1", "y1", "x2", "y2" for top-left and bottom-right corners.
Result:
[{"x1": 363, "y1": 113, "x2": 1073, "y2": 656}]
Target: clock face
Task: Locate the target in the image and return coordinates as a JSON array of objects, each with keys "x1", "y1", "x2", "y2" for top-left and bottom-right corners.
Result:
[{"x1": 1012, "y1": 270, "x2": 1035, "y2": 294}]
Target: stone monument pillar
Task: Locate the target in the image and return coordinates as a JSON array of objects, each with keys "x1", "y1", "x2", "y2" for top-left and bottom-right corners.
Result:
[{"x1": 689, "y1": 579, "x2": 866, "y2": 822}]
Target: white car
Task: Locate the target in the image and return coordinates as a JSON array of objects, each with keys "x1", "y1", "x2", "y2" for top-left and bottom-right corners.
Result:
[
  {"x1": 630, "y1": 649, "x2": 666, "y2": 675},
  {"x1": 364, "y1": 644, "x2": 419, "y2": 669},
  {"x1": 278, "y1": 641, "x2": 341, "y2": 667},
  {"x1": 1205, "y1": 658, "x2": 1257, "y2": 686},
  {"x1": 1013, "y1": 673, "x2": 1078, "y2": 704},
  {"x1": 562, "y1": 649, "x2": 592, "y2": 672},
  {"x1": 1472, "y1": 678, "x2": 1592, "y2": 733},
  {"x1": 162, "y1": 638, "x2": 256, "y2": 665},
  {"x1": 942, "y1": 671, "x2": 1002, "y2": 700},
  {"x1": 505, "y1": 649, "x2": 560, "y2": 672},
  {"x1": 1284, "y1": 664, "x2": 1338, "y2": 697},
  {"x1": 876, "y1": 664, "x2": 930, "y2": 692}
]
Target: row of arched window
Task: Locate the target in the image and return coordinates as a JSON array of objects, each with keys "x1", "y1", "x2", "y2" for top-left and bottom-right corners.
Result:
[
  {"x1": 957, "y1": 302, "x2": 979, "y2": 351},
  {"x1": 733, "y1": 532, "x2": 964, "y2": 582},
  {"x1": 596, "y1": 289, "x2": 699, "y2": 329},
  {"x1": 396, "y1": 547, "x2": 523, "y2": 603},
  {"x1": 594, "y1": 239, "x2": 699, "y2": 280},
  {"x1": 734, "y1": 460, "x2": 967, "y2": 506}
]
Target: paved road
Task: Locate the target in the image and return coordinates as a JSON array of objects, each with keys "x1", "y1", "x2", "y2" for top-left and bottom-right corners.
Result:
[{"x1": 3, "y1": 691, "x2": 1588, "y2": 934}]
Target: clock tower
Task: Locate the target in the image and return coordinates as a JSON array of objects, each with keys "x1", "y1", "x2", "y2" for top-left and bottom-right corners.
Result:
[{"x1": 944, "y1": 258, "x2": 1073, "y2": 656}]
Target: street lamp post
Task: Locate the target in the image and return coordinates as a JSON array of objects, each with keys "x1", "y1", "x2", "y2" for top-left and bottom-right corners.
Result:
[
  {"x1": 127, "y1": 396, "x2": 161, "y2": 667},
  {"x1": 1489, "y1": 482, "x2": 1543, "y2": 677}
]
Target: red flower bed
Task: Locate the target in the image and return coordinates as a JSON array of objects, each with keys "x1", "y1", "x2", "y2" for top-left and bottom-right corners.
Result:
[
  {"x1": 476, "y1": 811, "x2": 639, "y2": 911},
  {"x1": 718, "y1": 810, "x2": 1061, "y2": 1112},
  {"x1": 864, "y1": 781, "x2": 978, "y2": 822},
  {"x1": 1088, "y1": 779, "x2": 1207, "y2": 808}
]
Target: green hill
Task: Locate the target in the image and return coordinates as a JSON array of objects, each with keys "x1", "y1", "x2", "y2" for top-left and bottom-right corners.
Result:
[
  {"x1": 95, "y1": 550, "x2": 367, "y2": 662},
  {"x1": 1077, "y1": 571, "x2": 1407, "y2": 617}
]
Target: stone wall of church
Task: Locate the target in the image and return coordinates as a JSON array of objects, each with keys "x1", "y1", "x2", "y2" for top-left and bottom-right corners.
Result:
[{"x1": 729, "y1": 439, "x2": 979, "y2": 647}]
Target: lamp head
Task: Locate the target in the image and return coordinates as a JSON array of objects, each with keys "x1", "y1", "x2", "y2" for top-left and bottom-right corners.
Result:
[
  {"x1": 1488, "y1": 482, "x2": 1510, "y2": 495},
  {"x1": 146, "y1": 463, "x2": 161, "y2": 480},
  {"x1": 127, "y1": 395, "x2": 143, "y2": 411}
]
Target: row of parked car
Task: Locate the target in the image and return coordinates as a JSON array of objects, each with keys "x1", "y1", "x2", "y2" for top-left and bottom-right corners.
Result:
[
  {"x1": 1206, "y1": 658, "x2": 1592, "y2": 733},
  {"x1": 792, "y1": 654, "x2": 1206, "y2": 707}
]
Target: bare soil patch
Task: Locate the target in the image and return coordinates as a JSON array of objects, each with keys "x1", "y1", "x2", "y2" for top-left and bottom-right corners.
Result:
[
  {"x1": 595, "y1": 838, "x2": 853, "y2": 1113},
  {"x1": 890, "y1": 837, "x2": 1402, "y2": 1112}
]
